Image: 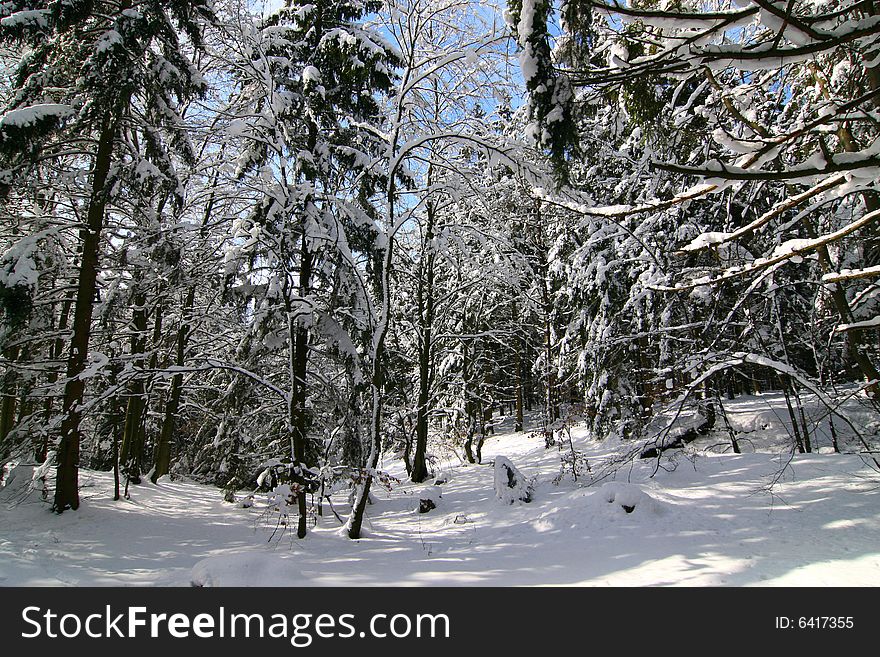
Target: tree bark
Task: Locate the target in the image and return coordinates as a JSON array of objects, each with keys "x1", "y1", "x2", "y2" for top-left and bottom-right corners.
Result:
[
  {"x1": 799, "y1": 214, "x2": 880, "y2": 393},
  {"x1": 152, "y1": 160, "x2": 221, "y2": 483},
  {"x1": 0, "y1": 345, "x2": 19, "y2": 458},
  {"x1": 411, "y1": 178, "x2": 436, "y2": 483},
  {"x1": 804, "y1": 58, "x2": 880, "y2": 394},
  {"x1": 541, "y1": 238, "x2": 558, "y2": 424},
  {"x1": 462, "y1": 339, "x2": 477, "y2": 464},
  {"x1": 289, "y1": 234, "x2": 313, "y2": 539},
  {"x1": 152, "y1": 288, "x2": 192, "y2": 482},
  {"x1": 119, "y1": 290, "x2": 148, "y2": 484},
  {"x1": 347, "y1": 323, "x2": 386, "y2": 539},
  {"x1": 39, "y1": 296, "x2": 73, "y2": 462},
  {"x1": 348, "y1": 170, "x2": 396, "y2": 540},
  {"x1": 53, "y1": 108, "x2": 121, "y2": 513},
  {"x1": 512, "y1": 302, "x2": 525, "y2": 433}
]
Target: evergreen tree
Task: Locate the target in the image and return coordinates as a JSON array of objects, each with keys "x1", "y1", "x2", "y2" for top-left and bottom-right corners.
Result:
[
  {"x1": 0, "y1": 0, "x2": 215, "y2": 511},
  {"x1": 221, "y1": 0, "x2": 399, "y2": 537}
]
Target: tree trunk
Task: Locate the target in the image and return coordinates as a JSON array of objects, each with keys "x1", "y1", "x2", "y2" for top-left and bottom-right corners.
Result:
[
  {"x1": 288, "y1": 220, "x2": 314, "y2": 539},
  {"x1": 119, "y1": 291, "x2": 149, "y2": 484},
  {"x1": 411, "y1": 185, "x2": 436, "y2": 483},
  {"x1": 807, "y1": 60, "x2": 880, "y2": 394},
  {"x1": 39, "y1": 296, "x2": 73, "y2": 462},
  {"x1": 0, "y1": 345, "x2": 19, "y2": 457},
  {"x1": 112, "y1": 423, "x2": 121, "y2": 501},
  {"x1": 152, "y1": 374, "x2": 181, "y2": 482},
  {"x1": 475, "y1": 395, "x2": 486, "y2": 464},
  {"x1": 347, "y1": 334, "x2": 386, "y2": 539},
  {"x1": 525, "y1": 340, "x2": 534, "y2": 412},
  {"x1": 152, "y1": 160, "x2": 220, "y2": 483},
  {"x1": 348, "y1": 169, "x2": 397, "y2": 540},
  {"x1": 411, "y1": 331, "x2": 431, "y2": 481},
  {"x1": 513, "y1": 302, "x2": 524, "y2": 433},
  {"x1": 15, "y1": 344, "x2": 33, "y2": 435},
  {"x1": 799, "y1": 214, "x2": 880, "y2": 393},
  {"x1": 53, "y1": 108, "x2": 120, "y2": 513},
  {"x1": 152, "y1": 288, "x2": 193, "y2": 482},
  {"x1": 781, "y1": 379, "x2": 806, "y2": 454},
  {"x1": 462, "y1": 341, "x2": 477, "y2": 464},
  {"x1": 542, "y1": 266, "x2": 558, "y2": 424}
]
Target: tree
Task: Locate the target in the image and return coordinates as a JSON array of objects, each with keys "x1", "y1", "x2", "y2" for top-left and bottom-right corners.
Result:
[
  {"x1": 216, "y1": 0, "x2": 399, "y2": 537},
  {"x1": 344, "y1": 0, "x2": 522, "y2": 537},
  {"x1": 507, "y1": 1, "x2": 880, "y2": 450},
  {"x1": 0, "y1": 0, "x2": 215, "y2": 511}
]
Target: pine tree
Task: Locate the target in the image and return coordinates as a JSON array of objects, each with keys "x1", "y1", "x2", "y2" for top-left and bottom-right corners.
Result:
[
  {"x1": 508, "y1": 0, "x2": 880, "y2": 431},
  {"x1": 0, "y1": 0, "x2": 215, "y2": 511},
  {"x1": 222, "y1": 0, "x2": 399, "y2": 537}
]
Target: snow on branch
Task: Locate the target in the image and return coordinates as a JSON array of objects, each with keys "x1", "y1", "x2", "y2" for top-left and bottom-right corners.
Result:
[
  {"x1": 822, "y1": 265, "x2": 880, "y2": 283},
  {"x1": 836, "y1": 316, "x2": 880, "y2": 333},
  {"x1": 637, "y1": 350, "x2": 878, "y2": 469},
  {"x1": 657, "y1": 207, "x2": 880, "y2": 291},
  {"x1": 0, "y1": 104, "x2": 73, "y2": 129},
  {"x1": 699, "y1": 354, "x2": 879, "y2": 462},
  {"x1": 677, "y1": 174, "x2": 847, "y2": 254},
  {"x1": 749, "y1": 0, "x2": 827, "y2": 43},
  {"x1": 589, "y1": 1, "x2": 758, "y2": 29},
  {"x1": 536, "y1": 182, "x2": 719, "y2": 220},
  {"x1": 654, "y1": 153, "x2": 880, "y2": 182}
]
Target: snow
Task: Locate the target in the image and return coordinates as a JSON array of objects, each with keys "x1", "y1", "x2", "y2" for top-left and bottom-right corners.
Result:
[
  {"x1": 0, "y1": 452, "x2": 54, "y2": 504},
  {"x1": 836, "y1": 316, "x2": 880, "y2": 333},
  {"x1": 681, "y1": 231, "x2": 732, "y2": 252},
  {"x1": 0, "y1": 104, "x2": 73, "y2": 129},
  {"x1": 2, "y1": 394, "x2": 879, "y2": 587},
  {"x1": 822, "y1": 265, "x2": 880, "y2": 283},
  {"x1": 493, "y1": 456, "x2": 533, "y2": 504},
  {"x1": 711, "y1": 128, "x2": 761, "y2": 155},
  {"x1": 607, "y1": 43, "x2": 630, "y2": 69},
  {"x1": 0, "y1": 9, "x2": 48, "y2": 28},
  {"x1": 612, "y1": 10, "x2": 754, "y2": 33},
  {"x1": 302, "y1": 65, "x2": 321, "y2": 85},
  {"x1": 516, "y1": 0, "x2": 537, "y2": 46},
  {"x1": 95, "y1": 29, "x2": 122, "y2": 53},
  {"x1": 191, "y1": 554, "x2": 292, "y2": 588},
  {"x1": 771, "y1": 238, "x2": 813, "y2": 259},
  {"x1": 589, "y1": 482, "x2": 660, "y2": 515},
  {"x1": 518, "y1": 43, "x2": 538, "y2": 84},
  {"x1": 76, "y1": 352, "x2": 110, "y2": 380},
  {"x1": 0, "y1": 242, "x2": 39, "y2": 288}
]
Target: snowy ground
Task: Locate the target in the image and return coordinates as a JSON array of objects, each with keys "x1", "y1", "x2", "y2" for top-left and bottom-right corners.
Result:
[{"x1": 2, "y1": 394, "x2": 880, "y2": 587}]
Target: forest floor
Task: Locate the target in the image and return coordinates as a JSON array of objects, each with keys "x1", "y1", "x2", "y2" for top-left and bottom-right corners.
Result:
[{"x1": 2, "y1": 392, "x2": 880, "y2": 586}]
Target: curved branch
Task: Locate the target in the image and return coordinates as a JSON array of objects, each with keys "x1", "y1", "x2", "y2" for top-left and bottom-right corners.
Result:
[
  {"x1": 657, "y1": 207, "x2": 880, "y2": 291},
  {"x1": 653, "y1": 155, "x2": 880, "y2": 181}
]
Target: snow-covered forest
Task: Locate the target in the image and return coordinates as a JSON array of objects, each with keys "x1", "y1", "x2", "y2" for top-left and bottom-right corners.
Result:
[{"x1": 2, "y1": 0, "x2": 880, "y2": 586}]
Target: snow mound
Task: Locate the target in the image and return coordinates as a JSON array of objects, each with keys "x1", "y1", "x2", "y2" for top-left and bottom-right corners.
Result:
[
  {"x1": 417, "y1": 485, "x2": 442, "y2": 513},
  {"x1": 587, "y1": 482, "x2": 662, "y2": 516},
  {"x1": 530, "y1": 482, "x2": 669, "y2": 535},
  {"x1": 724, "y1": 411, "x2": 777, "y2": 433},
  {"x1": 372, "y1": 485, "x2": 444, "y2": 513},
  {"x1": 0, "y1": 463, "x2": 33, "y2": 497},
  {"x1": 0, "y1": 454, "x2": 54, "y2": 503},
  {"x1": 494, "y1": 456, "x2": 533, "y2": 504},
  {"x1": 191, "y1": 553, "x2": 301, "y2": 587},
  {"x1": 418, "y1": 485, "x2": 442, "y2": 503}
]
